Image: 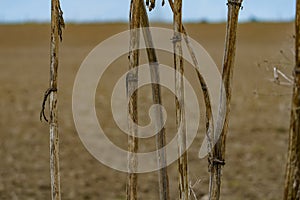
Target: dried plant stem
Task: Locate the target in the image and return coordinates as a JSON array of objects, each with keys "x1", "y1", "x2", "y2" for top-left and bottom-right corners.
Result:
[
  {"x1": 126, "y1": 0, "x2": 141, "y2": 199},
  {"x1": 167, "y1": 1, "x2": 215, "y2": 197},
  {"x1": 172, "y1": 0, "x2": 189, "y2": 199},
  {"x1": 140, "y1": 4, "x2": 170, "y2": 200},
  {"x1": 210, "y1": 1, "x2": 242, "y2": 199},
  {"x1": 49, "y1": 0, "x2": 64, "y2": 199},
  {"x1": 167, "y1": 0, "x2": 214, "y2": 150},
  {"x1": 284, "y1": 0, "x2": 300, "y2": 199}
]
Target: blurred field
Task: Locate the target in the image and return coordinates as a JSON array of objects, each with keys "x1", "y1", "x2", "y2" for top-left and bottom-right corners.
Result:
[{"x1": 0, "y1": 22, "x2": 295, "y2": 199}]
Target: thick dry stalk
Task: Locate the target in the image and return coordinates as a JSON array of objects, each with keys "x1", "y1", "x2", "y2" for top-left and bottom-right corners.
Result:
[
  {"x1": 126, "y1": 0, "x2": 141, "y2": 199},
  {"x1": 284, "y1": 0, "x2": 300, "y2": 199},
  {"x1": 140, "y1": 4, "x2": 170, "y2": 200},
  {"x1": 49, "y1": 0, "x2": 64, "y2": 199},
  {"x1": 172, "y1": 0, "x2": 189, "y2": 199},
  {"x1": 209, "y1": 1, "x2": 242, "y2": 199}
]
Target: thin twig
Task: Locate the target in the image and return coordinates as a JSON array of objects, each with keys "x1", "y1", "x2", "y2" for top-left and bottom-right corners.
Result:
[
  {"x1": 189, "y1": 178, "x2": 202, "y2": 200},
  {"x1": 273, "y1": 67, "x2": 293, "y2": 86},
  {"x1": 40, "y1": 87, "x2": 57, "y2": 122},
  {"x1": 166, "y1": 0, "x2": 214, "y2": 149}
]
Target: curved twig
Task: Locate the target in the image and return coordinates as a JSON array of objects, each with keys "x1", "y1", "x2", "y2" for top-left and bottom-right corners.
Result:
[{"x1": 40, "y1": 87, "x2": 57, "y2": 122}]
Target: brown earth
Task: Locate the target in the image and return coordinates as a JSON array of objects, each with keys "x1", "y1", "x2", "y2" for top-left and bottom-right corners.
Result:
[{"x1": 0, "y1": 22, "x2": 295, "y2": 199}]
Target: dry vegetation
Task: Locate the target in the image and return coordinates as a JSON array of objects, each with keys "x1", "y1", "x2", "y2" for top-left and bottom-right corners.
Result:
[
  {"x1": 0, "y1": 21, "x2": 294, "y2": 199},
  {"x1": 1, "y1": 3, "x2": 300, "y2": 200}
]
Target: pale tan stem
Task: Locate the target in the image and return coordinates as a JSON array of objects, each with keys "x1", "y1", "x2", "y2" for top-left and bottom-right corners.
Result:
[
  {"x1": 167, "y1": 0, "x2": 215, "y2": 197},
  {"x1": 167, "y1": 0, "x2": 214, "y2": 154}
]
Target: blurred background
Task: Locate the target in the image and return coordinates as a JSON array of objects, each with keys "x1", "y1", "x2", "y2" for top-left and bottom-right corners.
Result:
[{"x1": 0, "y1": 0, "x2": 296, "y2": 23}]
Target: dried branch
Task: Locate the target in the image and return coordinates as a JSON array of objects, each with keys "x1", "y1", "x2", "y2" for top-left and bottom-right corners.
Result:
[
  {"x1": 140, "y1": 3, "x2": 170, "y2": 200},
  {"x1": 284, "y1": 0, "x2": 300, "y2": 199},
  {"x1": 166, "y1": 0, "x2": 214, "y2": 149},
  {"x1": 273, "y1": 67, "x2": 293, "y2": 86},
  {"x1": 209, "y1": 1, "x2": 243, "y2": 199},
  {"x1": 41, "y1": 0, "x2": 64, "y2": 199},
  {"x1": 167, "y1": 0, "x2": 215, "y2": 196},
  {"x1": 172, "y1": 0, "x2": 189, "y2": 199},
  {"x1": 126, "y1": 1, "x2": 141, "y2": 200}
]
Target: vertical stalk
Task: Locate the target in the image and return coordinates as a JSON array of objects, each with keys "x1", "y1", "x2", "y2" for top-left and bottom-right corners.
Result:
[
  {"x1": 140, "y1": 4, "x2": 170, "y2": 200},
  {"x1": 173, "y1": 0, "x2": 189, "y2": 199},
  {"x1": 284, "y1": 0, "x2": 300, "y2": 199},
  {"x1": 127, "y1": 0, "x2": 141, "y2": 199},
  {"x1": 209, "y1": 1, "x2": 242, "y2": 199},
  {"x1": 49, "y1": 0, "x2": 64, "y2": 199},
  {"x1": 167, "y1": 1, "x2": 214, "y2": 178}
]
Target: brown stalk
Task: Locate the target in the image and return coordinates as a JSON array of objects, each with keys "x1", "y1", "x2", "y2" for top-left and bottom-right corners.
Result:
[
  {"x1": 126, "y1": 0, "x2": 141, "y2": 200},
  {"x1": 284, "y1": 0, "x2": 300, "y2": 199},
  {"x1": 40, "y1": 0, "x2": 64, "y2": 199},
  {"x1": 172, "y1": 0, "x2": 189, "y2": 199},
  {"x1": 209, "y1": 1, "x2": 243, "y2": 199},
  {"x1": 49, "y1": 1, "x2": 64, "y2": 199},
  {"x1": 140, "y1": 3, "x2": 170, "y2": 200}
]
